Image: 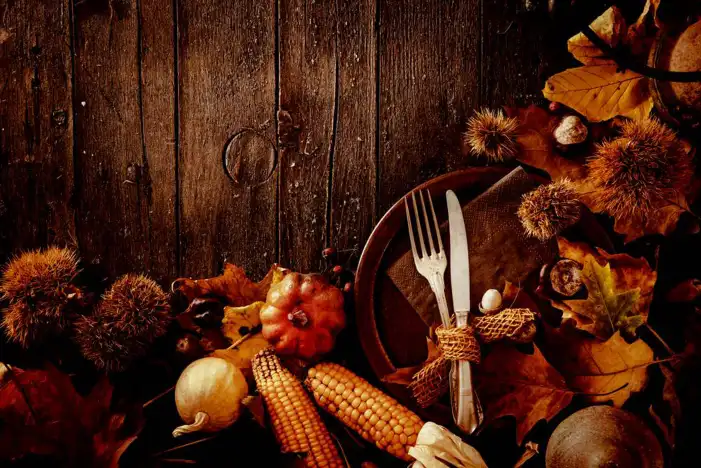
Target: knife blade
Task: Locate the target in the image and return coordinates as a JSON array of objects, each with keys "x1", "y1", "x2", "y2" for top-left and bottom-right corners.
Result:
[
  {"x1": 446, "y1": 189, "x2": 481, "y2": 433},
  {"x1": 446, "y1": 190, "x2": 470, "y2": 318}
]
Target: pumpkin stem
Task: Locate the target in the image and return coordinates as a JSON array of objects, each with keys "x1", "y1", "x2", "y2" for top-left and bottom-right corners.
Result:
[
  {"x1": 288, "y1": 308, "x2": 309, "y2": 327},
  {"x1": 172, "y1": 411, "x2": 209, "y2": 438}
]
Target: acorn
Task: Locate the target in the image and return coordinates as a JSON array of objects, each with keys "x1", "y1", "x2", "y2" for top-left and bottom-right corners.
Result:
[
  {"x1": 0, "y1": 247, "x2": 81, "y2": 347},
  {"x1": 73, "y1": 274, "x2": 171, "y2": 371},
  {"x1": 546, "y1": 406, "x2": 663, "y2": 468}
]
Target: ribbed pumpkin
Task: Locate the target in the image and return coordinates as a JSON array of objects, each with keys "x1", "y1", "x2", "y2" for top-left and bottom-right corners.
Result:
[{"x1": 259, "y1": 273, "x2": 345, "y2": 360}]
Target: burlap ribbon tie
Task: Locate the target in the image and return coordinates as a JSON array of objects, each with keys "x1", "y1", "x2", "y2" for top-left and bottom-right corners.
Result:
[{"x1": 409, "y1": 308, "x2": 536, "y2": 408}]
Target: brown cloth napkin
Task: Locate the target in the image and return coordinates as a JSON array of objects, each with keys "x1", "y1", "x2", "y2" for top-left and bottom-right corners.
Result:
[{"x1": 386, "y1": 167, "x2": 557, "y2": 327}]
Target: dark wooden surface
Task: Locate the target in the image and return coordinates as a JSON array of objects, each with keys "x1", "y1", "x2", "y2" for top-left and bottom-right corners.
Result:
[{"x1": 0, "y1": 0, "x2": 564, "y2": 282}]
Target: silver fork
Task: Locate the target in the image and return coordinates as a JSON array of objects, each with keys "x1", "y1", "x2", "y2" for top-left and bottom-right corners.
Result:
[{"x1": 404, "y1": 190, "x2": 481, "y2": 432}]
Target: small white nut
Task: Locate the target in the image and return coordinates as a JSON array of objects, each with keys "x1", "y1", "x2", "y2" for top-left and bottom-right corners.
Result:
[
  {"x1": 479, "y1": 289, "x2": 502, "y2": 314},
  {"x1": 554, "y1": 115, "x2": 588, "y2": 145}
]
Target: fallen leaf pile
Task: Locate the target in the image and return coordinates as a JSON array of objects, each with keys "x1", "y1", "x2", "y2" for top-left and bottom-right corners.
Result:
[
  {"x1": 0, "y1": 365, "x2": 142, "y2": 467},
  {"x1": 174, "y1": 264, "x2": 288, "y2": 361}
]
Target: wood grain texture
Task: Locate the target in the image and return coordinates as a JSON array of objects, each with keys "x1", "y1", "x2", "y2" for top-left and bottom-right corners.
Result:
[
  {"x1": 377, "y1": 0, "x2": 480, "y2": 215},
  {"x1": 0, "y1": 0, "x2": 74, "y2": 260},
  {"x1": 72, "y1": 0, "x2": 150, "y2": 278},
  {"x1": 278, "y1": 0, "x2": 336, "y2": 273},
  {"x1": 139, "y1": 0, "x2": 178, "y2": 283},
  {"x1": 178, "y1": 0, "x2": 277, "y2": 279},
  {"x1": 329, "y1": 0, "x2": 377, "y2": 259},
  {"x1": 481, "y1": 0, "x2": 548, "y2": 107}
]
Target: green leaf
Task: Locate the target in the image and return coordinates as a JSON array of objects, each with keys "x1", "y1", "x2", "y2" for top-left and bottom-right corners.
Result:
[{"x1": 564, "y1": 259, "x2": 642, "y2": 340}]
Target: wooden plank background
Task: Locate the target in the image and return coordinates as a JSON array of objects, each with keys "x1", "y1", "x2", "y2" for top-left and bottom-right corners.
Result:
[{"x1": 0, "y1": 0, "x2": 558, "y2": 282}]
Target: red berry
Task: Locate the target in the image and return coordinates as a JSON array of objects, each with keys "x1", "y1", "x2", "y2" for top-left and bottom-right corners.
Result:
[
  {"x1": 549, "y1": 101, "x2": 561, "y2": 112},
  {"x1": 322, "y1": 247, "x2": 336, "y2": 258},
  {"x1": 332, "y1": 265, "x2": 343, "y2": 274},
  {"x1": 343, "y1": 282, "x2": 352, "y2": 293}
]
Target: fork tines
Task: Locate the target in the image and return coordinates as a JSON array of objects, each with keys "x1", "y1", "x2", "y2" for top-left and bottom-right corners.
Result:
[{"x1": 404, "y1": 189, "x2": 444, "y2": 261}]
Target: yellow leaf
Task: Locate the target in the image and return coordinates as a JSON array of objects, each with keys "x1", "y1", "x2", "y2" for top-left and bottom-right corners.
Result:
[
  {"x1": 568, "y1": 7, "x2": 626, "y2": 65},
  {"x1": 543, "y1": 65, "x2": 651, "y2": 122},
  {"x1": 220, "y1": 302, "x2": 270, "y2": 377}
]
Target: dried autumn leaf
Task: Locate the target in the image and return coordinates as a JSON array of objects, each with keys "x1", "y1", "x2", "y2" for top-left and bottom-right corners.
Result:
[
  {"x1": 554, "y1": 237, "x2": 656, "y2": 323},
  {"x1": 562, "y1": 258, "x2": 642, "y2": 340},
  {"x1": 568, "y1": 7, "x2": 626, "y2": 65},
  {"x1": 218, "y1": 302, "x2": 270, "y2": 376},
  {"x1": 476, "y1": 343, "x2": 574, "y2": 445},
  {"x1": 627, "y1": 0, "x2": 662, "y2": 57},
  {"x1": 541, "y1": 324, "x2": 654, "y2": 406},
  {"x1": 0, "y1": 364, "x2": 142, "y2": 467},
  {"x1": 649, "y1": 363, "x2": 681, "y2": 449},
  {"x1": 506, "y1": 106, "x2": 589, "y2": 184},
  {"x1": 543, "y1": 65, "x2": 653, "y2": 122},
  {"x1": 173, "y1": 263, "x2": 287, "y2": 306},
  {"x1": 608, "y1": 193, "x2": 689, "y2": 242},
  {"x1": 667, "y1": 278, "x2": 701, "y2": 303}
]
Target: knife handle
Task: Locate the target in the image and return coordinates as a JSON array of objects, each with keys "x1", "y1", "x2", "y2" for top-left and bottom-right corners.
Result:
[{"x1": 452, "y1": 309, "x2": 482, "y2": 433}]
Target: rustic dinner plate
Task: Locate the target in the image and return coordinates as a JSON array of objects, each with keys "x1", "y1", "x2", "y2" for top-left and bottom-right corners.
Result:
[{"x1": 354, "y1": 167, "x2": 612, "y2": 425}]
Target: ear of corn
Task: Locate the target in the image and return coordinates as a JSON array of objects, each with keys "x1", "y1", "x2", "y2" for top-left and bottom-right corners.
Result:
[
  {"x1": 305, "y1": 362, "x2": 424, "y2": 461},
  {"x1": 252, "y1": 348, "x2": 345, "y2": 468}
]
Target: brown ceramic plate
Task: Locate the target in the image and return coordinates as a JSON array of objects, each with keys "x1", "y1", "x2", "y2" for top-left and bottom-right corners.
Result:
[{"x1": 354, "y1": 167, "x2": 612, "y2": 425}]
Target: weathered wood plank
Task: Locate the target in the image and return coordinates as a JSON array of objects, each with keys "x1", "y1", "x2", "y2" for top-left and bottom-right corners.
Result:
[
  {"x1": 139, "y1": 0, "x2": 178, "y2": 283},
  {"x1": 481, "y1": 0, "x2": 547, "y2": 107},
  {"x1": 278, "y1": 0, "x2": 336, "y2": 273},
  {"x1": 178, "y1": 0, "x2": 277, "y2": 279},
  {"x1": 72, "y1": 0, "x2": 148, "y2": 278},
  {"x1": 377, "y1": 0, "x2": 481, "y2": 215},
  {"x1": 329, "y1": 0, "x2": 377, "y2": 261},
  {"x1": 0, "y1": 0, "x2": 74, "y2": 260}
]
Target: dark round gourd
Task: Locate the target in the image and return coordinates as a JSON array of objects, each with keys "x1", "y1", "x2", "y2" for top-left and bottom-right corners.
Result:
[
  {"x1": 649, "y1": 20, "x2": 701, "y2": 129},
  {"x1": 545, "y1": 406, "x2": 663, "y2": 468}
]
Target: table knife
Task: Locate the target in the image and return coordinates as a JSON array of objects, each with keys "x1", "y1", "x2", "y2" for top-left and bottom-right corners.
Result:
[{"x1": 446, "y1": 189, "x2": 482, "y2": 434}]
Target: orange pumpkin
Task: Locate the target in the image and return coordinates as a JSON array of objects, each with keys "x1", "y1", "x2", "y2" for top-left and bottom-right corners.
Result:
[{"x1": 260, "y1": 273, "x2": 345, "y2": 360}]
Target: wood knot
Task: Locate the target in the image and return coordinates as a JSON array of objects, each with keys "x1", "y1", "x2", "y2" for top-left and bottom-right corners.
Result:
[{"x1": 223, "y1": 129, "x2": 276, "y2": 187}]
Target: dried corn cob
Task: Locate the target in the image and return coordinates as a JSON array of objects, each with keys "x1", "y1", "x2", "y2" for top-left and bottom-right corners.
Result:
[
  {"x1": 252, "y1": 348, "x2": 345, "y2": 468},
  {"x1": 305, "y1": 362, "x2": 424, "y2": 461}
]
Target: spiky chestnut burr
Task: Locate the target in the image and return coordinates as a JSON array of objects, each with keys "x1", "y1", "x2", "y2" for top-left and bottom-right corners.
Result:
[
  {"x1": 586, "y1": 117, "x2": 693, "y2": 222},
  {"x1": 0, "y1": 247, "x2": 80, "y2": 347},
  {"x1": 518, "y1": 180, "x2": 581, "y2": 241},
  {"x1": 74, "y1": 274, "x2": 171, "y2": 371},
  {"x1": 464, "y1": 108, "x2": 519, "y2": 162}
]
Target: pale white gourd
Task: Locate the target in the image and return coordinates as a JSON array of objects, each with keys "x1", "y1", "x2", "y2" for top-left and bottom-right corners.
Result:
[{"x1": 172, "y1": 355, "x2": 248, "y2": 437}]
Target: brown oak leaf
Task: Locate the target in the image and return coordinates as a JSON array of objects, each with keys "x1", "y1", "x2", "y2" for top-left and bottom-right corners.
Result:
[
  {"x1": 0, "y1": 364, "x2": 143, "y2": 467},
  {"x1": 173, "y1": 263, "x2": 287, "y2": 306},
  {"x1": 476, "y1": 343, "x2": 573, "y2": 445},
  {"x1": 506, "y1": 106, "x2": 589, "y2": 185},
  {"x1": 540, "y1": 324, "x2": 654, "y2": 407},
  {"x1": 553, "y1": 238, "x2": 656, "y2": 328}
]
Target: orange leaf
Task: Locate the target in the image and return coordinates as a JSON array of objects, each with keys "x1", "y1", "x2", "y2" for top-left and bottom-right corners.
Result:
[
  {"x1": 476, "y1": 343, "x2": 573, "y2": 445},
  {"x1": 543, "y1": 65, "x2": 652, "y2": 122},
  {"x1": 540, "y1": 324, "x2": 654, "y2": 406}
]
